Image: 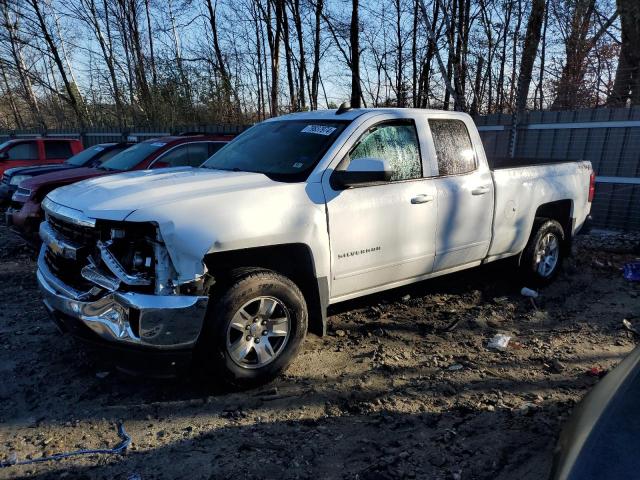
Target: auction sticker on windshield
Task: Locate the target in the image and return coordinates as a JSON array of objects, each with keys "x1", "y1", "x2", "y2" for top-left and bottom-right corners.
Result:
[{"x1": 301, "y1": 125, "x2": 337, "y2": 136}]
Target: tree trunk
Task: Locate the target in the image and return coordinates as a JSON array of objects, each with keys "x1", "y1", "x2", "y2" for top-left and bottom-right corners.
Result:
[
  {"x1": 28, "y1": 0, "x2": 87, "y2": 127},
  {"x1": 394, "y1": 0, "x2": 404, "y2": 107},
  {"x1": 290, "y1": 0, "x2": 307, "y2": 110},
  {"x1": 607, "y1": 0, "x2": 640, "y2": 106},
  {"x1": 350, "y1": 0, "x2": 362, "y2": 108},
  {"x1": 282, "y1": 8, "x2": 296, "y2": 110},
  {"x1": 536, "y1": 0, "x2": 549, "y2": 110},
  {"x1": 496, "y1": 1, "x2": 512, "y2": 111},
  {"x1": 515, "y1": 0, "x2": 545, "y2": 114},
  {"x1": 310, "y1": 0, "x2": 322, "y2": 110},
  {"x1": 143, "y1": 0, "x2": 157, "y2": 88},
  {"x1": 0, "y1": 59, "x2": 23, "y2": 128},
  {"x1": 1, "y1": 1, "x2": 44, "y2": 127},
  {"x1": 509, "y1": 0, "x2": 545, "y2": 157}
]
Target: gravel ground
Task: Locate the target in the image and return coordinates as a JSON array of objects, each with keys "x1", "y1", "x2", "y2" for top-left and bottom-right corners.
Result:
[{"x1": 0, "y1": 219, "x2": 639, "y2": 480}]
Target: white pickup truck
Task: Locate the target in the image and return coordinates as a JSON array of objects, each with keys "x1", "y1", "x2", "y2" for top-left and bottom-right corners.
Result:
[{"x1": 37, "y1": 108, "x2": 594, "y2": 386}]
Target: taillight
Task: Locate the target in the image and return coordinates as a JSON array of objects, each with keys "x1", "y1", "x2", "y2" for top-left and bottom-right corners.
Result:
[{"x1": 588, "y1": 171, "x2": 596, "y2": 202}]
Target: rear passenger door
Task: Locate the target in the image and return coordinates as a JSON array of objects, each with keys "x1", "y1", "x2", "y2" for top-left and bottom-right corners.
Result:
[
  {"x1": 150, "y1": 142, "x2": 211, "y2": 169},
  {"x1": 427, "y1": 116, "x2": 494, "y2": 272},
  {"x1": 44, "y1": 141, "x2": 74, "y2": 163},
  {"x1": 324, "y1": 117, "x2": 438, "y2": 301}
]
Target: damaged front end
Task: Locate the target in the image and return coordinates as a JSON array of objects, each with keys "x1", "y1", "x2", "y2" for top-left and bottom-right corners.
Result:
[{"x1": 36, "y1": 198, "x2": 211, "y2": 349}]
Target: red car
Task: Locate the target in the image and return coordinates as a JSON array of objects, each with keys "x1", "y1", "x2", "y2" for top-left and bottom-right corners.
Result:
[
  {"x1": 0, "y1": 137, "x2": 83, "y2": 177},
  {"x1": 7, "y1": 134, "x2": 232, "y2": 242}
]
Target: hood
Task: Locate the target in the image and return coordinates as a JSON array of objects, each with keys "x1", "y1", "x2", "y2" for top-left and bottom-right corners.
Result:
[
  {"x1": 21, "y1": 167, "x2": 106, "y2": 191},
  {"x1": 4, "y1": 163, "x2": 74, "y2": 179},
  {"x1": 46, "y1": 167, "x2": 280, "y2": 221}
]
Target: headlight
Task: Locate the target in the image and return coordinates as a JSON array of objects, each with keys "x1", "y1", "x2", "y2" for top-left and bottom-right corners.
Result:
[
  {"x1": 12, "y1": 188, "x2": 32, "y2": 201},
  {"x1": 9, "y1": 174, "x2": 31, "y2": 186}
]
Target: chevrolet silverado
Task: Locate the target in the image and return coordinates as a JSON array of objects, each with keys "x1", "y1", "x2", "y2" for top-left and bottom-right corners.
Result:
[{"x1": 36, "y1": 108, "x2": 594, "y2": 387}]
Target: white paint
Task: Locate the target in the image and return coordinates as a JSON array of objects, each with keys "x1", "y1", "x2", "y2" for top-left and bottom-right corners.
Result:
[{"x1": 45, "y1": 108, "x2": 592, "y2": 306}]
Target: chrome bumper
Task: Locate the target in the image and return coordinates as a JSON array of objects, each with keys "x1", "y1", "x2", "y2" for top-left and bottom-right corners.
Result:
[{"x1": 37, "y1": 253, "x2": 209, "y2": 350}]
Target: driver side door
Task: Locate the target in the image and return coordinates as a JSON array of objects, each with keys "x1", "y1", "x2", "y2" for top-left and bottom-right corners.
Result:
[{"x1": 323, "y1": 119, "x2": 438, "y2": 302}]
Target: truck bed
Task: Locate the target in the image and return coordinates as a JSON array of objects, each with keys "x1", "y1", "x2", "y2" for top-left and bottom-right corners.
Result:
[{"x1": 487, "y1": 160, "x2": 592, "y2": 261}]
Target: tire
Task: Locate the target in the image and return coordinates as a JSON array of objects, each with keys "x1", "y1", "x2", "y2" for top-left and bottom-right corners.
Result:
[
  {"x1": 196, "y1": 268, "x2": 307, "y2": 389},
  {"x1": 520, "y1": 219, "x2": 565, "y2": 286}
]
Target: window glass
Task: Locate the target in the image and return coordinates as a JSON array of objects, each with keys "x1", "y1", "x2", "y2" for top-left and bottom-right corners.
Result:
[
  {"x1": 99, "y1": 141, "x2": 165, "y2": 171},
  {"x1": 429, "y1": 119, "x2": 476, "y2": 176},
  {"x1": 347, "y1": 122, "x2": 422, "y2": 182},
  {"x1": 44, "y1": 141, "x2": 73, "y2": 159},
  {"x1": 187, "y1": 143, "x2": 212, "y2": 166},
  {"x1": 93, "y1": 146, "x2": 128, "y2": 165},
  {"x1": 7, "y1": 142, "x2": 38, "y2": 160},
  {"x1": 202, "y1": 120, "x2": 348, "y2": 181},
  {"x1": 65, "y1": 144, "x2": 128, "y2": 167},
  {"x1": 156, "y1": 143, "x2": 210, "y2": 168}
]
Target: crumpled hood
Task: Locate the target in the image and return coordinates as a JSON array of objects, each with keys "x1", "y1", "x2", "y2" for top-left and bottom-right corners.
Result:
[{"x1": 46, "y1": 167, "x2": 280, "y2": 221}]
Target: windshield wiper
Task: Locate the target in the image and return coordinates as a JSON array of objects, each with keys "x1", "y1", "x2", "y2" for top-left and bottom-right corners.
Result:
[{"x1": 204, "y1": 166, "x2": 250, "y2": 173}]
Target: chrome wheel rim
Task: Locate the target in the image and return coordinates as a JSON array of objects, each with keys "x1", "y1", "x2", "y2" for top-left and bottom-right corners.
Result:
[
  {"x1": 535, "y1": 232, "x2": 560, "y2": 278},
  {"x1": 226, "y1": 296, "x2": 291, "y2": 369}
]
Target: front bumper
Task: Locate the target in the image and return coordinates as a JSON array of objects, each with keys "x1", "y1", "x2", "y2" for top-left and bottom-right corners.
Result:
[{"x1": 37, "y1": 250, "x2": 209, "y2": 350}]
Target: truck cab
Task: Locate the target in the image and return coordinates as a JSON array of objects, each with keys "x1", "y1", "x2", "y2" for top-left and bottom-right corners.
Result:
[{"x1": 0, "y1": 138, "x2": 83, "y2": 177}]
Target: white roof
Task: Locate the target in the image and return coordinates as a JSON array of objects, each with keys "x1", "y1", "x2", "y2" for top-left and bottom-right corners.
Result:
[{"x1": 268, "y1": 107, "x2": 466, "y2": 122}]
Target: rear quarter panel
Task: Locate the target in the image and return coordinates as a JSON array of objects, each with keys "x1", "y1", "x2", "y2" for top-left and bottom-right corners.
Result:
[{"x1": 488, "y1": 161, "x2": 592, "y2": 258}]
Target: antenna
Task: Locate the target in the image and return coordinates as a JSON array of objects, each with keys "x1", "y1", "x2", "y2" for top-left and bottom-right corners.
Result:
[{"x1": 336, "y1": 101, "x2": 352, "y2": 115}]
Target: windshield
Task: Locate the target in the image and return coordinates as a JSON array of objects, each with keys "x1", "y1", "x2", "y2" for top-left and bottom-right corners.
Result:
[
  {"x1": 65, "y1": 145, "x2": 112, "y2": 167},
  {"x1": 99, "y1": 141, "x2": 166, "y2": 171},
  {"x1": 0, "y1": 141, "x2": 14, "y2": 151},
  {"x1": 202, "y1": 120, "x2": 348, "y2": 180}
]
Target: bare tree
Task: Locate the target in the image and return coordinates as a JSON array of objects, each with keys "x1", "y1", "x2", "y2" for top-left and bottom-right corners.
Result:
[
  {"x1": 551, "y1": 0, "x2": 618, "y2": 109},
  {"x1": 515, "y1": 0, "x2": 545, "y2": 114},
  {"x1": 607, "y1": 0, "x2": 640, "y2": 106}
]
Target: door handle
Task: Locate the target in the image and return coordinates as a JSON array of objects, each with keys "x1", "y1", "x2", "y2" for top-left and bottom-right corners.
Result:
[
  {"x1": 411, "y1": 194, "x2": 434, "y2": 204},
  {"x1": 471, "y1": 185, "x2": 490, "y2": 195}
]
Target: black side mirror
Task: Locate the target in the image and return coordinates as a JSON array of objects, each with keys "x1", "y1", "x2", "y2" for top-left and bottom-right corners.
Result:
[
  {"x1": 332, "y1": 157, "x2": 393, "y2": 189},
  {"x1": 0, "y1": 151, "x2": 8, "y2": 161}
]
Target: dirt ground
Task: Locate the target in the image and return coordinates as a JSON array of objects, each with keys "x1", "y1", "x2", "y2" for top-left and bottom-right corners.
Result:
[{"x1": 0, "y1": 218, "x2": 639, "y2": 480}]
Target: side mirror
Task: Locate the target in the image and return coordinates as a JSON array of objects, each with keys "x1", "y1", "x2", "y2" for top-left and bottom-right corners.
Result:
[
  {"x1": 332, "y1": 157, "x2": 393, "y2": 189},
  {"x1": 0, "y1": 151, "x2": 8, "y2": 161}
]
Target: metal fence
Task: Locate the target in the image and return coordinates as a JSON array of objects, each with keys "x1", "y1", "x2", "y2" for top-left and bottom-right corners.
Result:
[
  {"x1": 1, "y1": 111, "x2": 638, "y2": 231},
  {"x1": 475, "y1": 107, "x2": 640, "y2": 232},
  {"x1": 0, "y1": 124, "x2": 248, "y2": 148}
]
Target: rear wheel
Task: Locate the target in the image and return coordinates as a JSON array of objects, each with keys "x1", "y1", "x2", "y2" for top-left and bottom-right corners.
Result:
[
  {"x1": 520, "y1": 219, "x2": 565, "y2": 286},
  {"x1": 197, "y1": 269, "x2": 307, "y2": 388}
]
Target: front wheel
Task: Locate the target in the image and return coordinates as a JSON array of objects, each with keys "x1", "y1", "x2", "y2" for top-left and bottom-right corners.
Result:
[
  {"x1": 520, "y1": 219, "x2": 565, "y2": 286},
  {"x1": 196, "y1": 269, "x2": 308, "y2": 388}
]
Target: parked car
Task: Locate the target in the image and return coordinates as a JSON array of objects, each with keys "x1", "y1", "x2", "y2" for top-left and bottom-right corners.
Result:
[
  {"x1": 7, "y1": 134, "x2": 231, "y2": 242},
  {"x1": 0, "y1": 142, "x2": 133, "y2": 203},
  {"x1": 36, "y1": 108, "x2": 593, "y2": 387},
  {"x1": 0, "y1": 137, "x2": 83, "y2": 180},
  {"x1": 551, "y1": 345, "x2": 640, "y2": 480}
]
